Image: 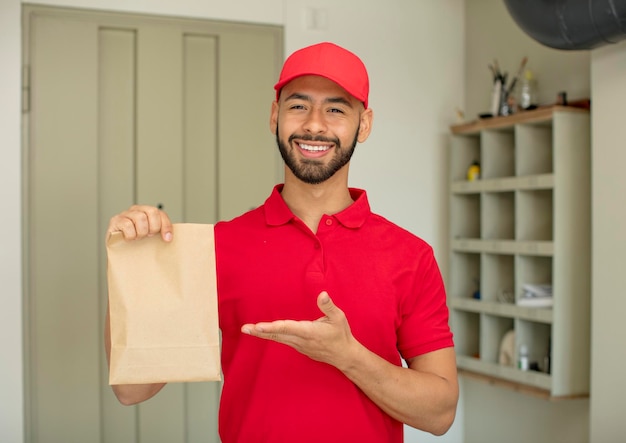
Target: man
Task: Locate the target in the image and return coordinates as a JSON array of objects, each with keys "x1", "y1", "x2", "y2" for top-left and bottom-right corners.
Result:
[{"x1": 106, "y1": 42, "x2": 458, "y2": 442}]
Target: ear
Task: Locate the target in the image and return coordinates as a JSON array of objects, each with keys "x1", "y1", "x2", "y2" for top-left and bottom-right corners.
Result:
[
  {"x1": 357, "y1": 108, "x2": 373, "y2": 143},
  {"x1": 270, "y1": 101, "x2": 279, "y2": 135}
]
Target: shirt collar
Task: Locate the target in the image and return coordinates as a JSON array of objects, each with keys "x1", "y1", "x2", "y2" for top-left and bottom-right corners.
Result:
[{"x1": 264, "y1": 184, "x2": 371, "y2": 229}]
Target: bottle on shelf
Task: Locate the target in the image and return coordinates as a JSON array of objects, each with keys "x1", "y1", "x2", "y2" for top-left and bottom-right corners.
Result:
[
  {"x1": 544, "y1": 339, "x2": 552, "y2": 374},
  {"x1": 518, "y1": 344, "x2": 530, "y2": 371},
  {"x1": 518, "y1": 69, "x2": 537, "y2": 110},
  {"x1": 467, "y1": 160, "x2": 481, "y2": 181}
]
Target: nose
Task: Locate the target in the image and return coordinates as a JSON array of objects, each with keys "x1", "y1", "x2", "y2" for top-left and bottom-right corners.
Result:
[{"x1": 302, "y1": 107, "x2": 327, "y2": 135}]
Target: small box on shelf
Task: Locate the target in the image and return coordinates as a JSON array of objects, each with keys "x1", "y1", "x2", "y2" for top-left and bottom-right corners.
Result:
[{"x1": 517, "y1": 283, "x2": 553, "y2": 308}]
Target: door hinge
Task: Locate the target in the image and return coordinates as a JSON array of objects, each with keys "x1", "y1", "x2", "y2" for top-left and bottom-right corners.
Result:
[{"x1": 22, "y1": 65, "x2": 30, "y2": 113}]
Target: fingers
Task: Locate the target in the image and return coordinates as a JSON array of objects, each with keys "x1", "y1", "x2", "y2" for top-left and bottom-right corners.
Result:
[
  {"x1": 159, "y1": 211, "x2": 173, "y2": 242},
  {"x1": 316, "y1": 291, "x2": 340, "y2": 319},
  {"x1": 241, "y1": 292, "x2": 343, "y2": 337},
  {"x1": 107, "y1": 205, "x2": 173, "y2": 242},
  {"x1": 241, "y1": 293, "x2": 344, "y2": 339},
  {"x1": 241, "y1": 319, "x2": 293, "y2": 337}
]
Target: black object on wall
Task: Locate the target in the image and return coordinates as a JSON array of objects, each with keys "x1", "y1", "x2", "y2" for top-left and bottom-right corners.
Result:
[{"x1": 503, "y1": 0, "x2": 626, "y2": 50}]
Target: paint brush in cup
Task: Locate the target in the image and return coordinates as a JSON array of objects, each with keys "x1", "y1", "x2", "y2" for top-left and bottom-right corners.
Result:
[{"x1": 506, "y1": 56, "x2": 528, "y2": 95}]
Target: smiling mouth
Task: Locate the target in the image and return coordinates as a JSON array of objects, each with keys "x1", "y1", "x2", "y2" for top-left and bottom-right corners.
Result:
[{"x1": 298, "y1": 142, "x2": 332, "y2": 153}]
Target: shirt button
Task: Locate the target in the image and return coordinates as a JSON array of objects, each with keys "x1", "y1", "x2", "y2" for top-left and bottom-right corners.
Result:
[
  {"x1": 326, "y1": 219, "x2": 333, "y2": 226},
  {"x1": 314, "y1": 242, "x2": 321, "y2": 249}
]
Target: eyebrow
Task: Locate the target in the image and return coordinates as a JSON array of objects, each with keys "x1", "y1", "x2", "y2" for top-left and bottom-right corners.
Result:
[{"x1": 284, "y1": 93, "x2": 353, "y2": 108}]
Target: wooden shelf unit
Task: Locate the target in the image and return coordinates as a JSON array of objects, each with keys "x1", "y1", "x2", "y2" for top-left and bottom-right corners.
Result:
[{"x1": 448, "y1": 106, "x2": 591, "y2": 398}]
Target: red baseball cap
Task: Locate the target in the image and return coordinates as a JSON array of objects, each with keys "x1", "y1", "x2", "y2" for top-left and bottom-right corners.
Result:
[{"x1": 274, "y1": 42, "x2": 369, "y2": 109}]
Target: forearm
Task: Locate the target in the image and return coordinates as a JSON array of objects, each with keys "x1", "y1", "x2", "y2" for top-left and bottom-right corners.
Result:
[
  {"x1": 105, "y1": 306, "x2": 166, "y2": 405},
  {"x1": 110, "y1": 382, "x2": 166, "y2": 406},
  {"x1": 338, "y1": 342, "x2": 458, "y2": 435}
]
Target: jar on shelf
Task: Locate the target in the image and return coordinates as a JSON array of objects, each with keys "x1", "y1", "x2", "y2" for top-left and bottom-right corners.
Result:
[{"x1": 518, "y1": 69, "x2": 538, "y2": 110}]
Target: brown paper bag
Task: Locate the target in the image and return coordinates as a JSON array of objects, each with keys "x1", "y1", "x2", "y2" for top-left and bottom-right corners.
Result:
[{"x1": 106, "y1": 223, "x2": 221, "y2": 385}]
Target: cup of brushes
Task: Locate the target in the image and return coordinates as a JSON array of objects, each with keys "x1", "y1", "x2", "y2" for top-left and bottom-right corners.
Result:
[{"x1": 487, "y1": 56, "x2": 531, "y2": 117}]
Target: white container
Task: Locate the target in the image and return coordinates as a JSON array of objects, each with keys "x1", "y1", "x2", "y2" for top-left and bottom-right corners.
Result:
[
  {"x1": 518, "y1": 344, "x2": 530, "y2": 371},
  {"x1": 518, "y1": 70, "x2": 537, "y2": 110}
]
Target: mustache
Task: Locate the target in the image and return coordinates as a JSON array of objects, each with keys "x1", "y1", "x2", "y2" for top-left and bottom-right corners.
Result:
[{"x1": 288, "y1": 134, "x2": 340, "y2": 145}]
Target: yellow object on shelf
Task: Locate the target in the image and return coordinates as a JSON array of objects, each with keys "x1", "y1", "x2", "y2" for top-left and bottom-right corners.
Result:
[{"x1": 467, "y1": 161, "x2": 481, "y2": 181}]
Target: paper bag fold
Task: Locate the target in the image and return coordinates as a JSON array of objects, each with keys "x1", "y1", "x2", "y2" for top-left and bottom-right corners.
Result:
[{"x1": 107, "y1": 223, "x2": 221, "y2": 384}]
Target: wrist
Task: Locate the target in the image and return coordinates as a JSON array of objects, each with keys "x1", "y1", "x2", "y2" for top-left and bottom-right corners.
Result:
[{"x1": 335, "y1": 336, "x2": 366, "y2": 374}]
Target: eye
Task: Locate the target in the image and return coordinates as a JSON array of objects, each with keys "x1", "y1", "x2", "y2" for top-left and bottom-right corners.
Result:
[
  {"x1": 288, "y1": 103, "x2": 307, "y2": 111},
  {"x1": 328, "y1": 107, "x2": 345, "y2": 114}
]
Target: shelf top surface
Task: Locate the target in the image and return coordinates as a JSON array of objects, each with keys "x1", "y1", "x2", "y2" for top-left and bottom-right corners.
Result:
[{"x1": 451, "y1": 105, "x2": 589, "y2": 135}]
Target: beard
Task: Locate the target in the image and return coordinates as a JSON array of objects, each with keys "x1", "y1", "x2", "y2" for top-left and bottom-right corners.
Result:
[{"x1": 276, "y1": 123, "x2": 359, "y2": 185}]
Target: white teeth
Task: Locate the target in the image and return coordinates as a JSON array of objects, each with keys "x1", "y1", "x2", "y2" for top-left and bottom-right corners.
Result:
[{"x1": 300, "y1": 143, "x2": 330, "y2": 152}]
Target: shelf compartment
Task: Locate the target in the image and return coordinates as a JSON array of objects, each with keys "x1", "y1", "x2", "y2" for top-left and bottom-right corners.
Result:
[
  {"x1": 450, "y1": 193, "x2": 480, "y2": 239},
  {"x1": 515, "y1": 319, "x2": 552, "y2": 374},
  {"x1": 516, "y1": 189, "x2": 553, "y2": 241},
  {"x1": 516, "y1": 255, "x2": 553, "y2": 303},
  {"x1": 481, "y1": 253, "x2": 514, "y2": 302},
  {"x1": 481, "y1": 129, "x2": 514, "y2": 178},
  {"x1": 481, "y1": 192, "x2": 515, "y2": 239},
  {"x1": 515, "y1": 123, "x2": 553, "y2": 176},
  {"x1": 450, "y1": 134, "x2": 480, "y2": 181},
  {"x1": 481, "y1": 314, "x2": 514, "y2": 364},
  {"x1": 450, "y1": 310, "x2": 480, "y2": 360},
  {"x1": 449, "y1": 251, "x2": 480, "y2": 299}
]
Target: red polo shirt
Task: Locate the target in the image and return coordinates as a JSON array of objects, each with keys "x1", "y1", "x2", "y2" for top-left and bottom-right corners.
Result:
[{"x1": 215, "y1": 185, "x2": 453, "y2": 443}]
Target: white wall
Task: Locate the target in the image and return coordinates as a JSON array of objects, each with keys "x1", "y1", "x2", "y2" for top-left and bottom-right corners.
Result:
[
  {"x1": 1, "y1": 1, "x2": 465, "y2": 441},
  {"x1": 590, "y1": 40, "x2": 626, "y2": 443},
  {"x1": 0, "y1": 2, "x2": 24, "y2": 442}
]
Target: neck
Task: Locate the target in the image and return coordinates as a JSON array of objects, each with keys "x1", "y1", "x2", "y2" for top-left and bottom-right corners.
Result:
[{"x1": 281, "y1": 169, "x2": 353, "y2": 233}]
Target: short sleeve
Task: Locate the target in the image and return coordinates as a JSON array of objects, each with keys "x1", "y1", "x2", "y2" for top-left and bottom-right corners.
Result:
[{"x1": 396, "y1": 246, "x2": 454, "y2": 360}]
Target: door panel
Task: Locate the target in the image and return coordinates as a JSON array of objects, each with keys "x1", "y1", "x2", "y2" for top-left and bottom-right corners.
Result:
[
  {"x1": 98, "y1": 26, "x2": 138, "y2": 443},
  {"x1": 183, "y1": 34, "x2": 218, "y2": 224},
  {"x1": 218, "y1": 30, "x2": 282, "y2": 218},
  {"x1": 182, "y1": 34, "x2": 221, "y2": 441},
  {"x1": 24, "y1": 5, "x2": 282, "y2": 442},
  {"x1": 28, "y1": 14, "x2": 101, "y2": 443},
  {"x1": 136, "y1": 24, "x2": 184, "y2": 219}
]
